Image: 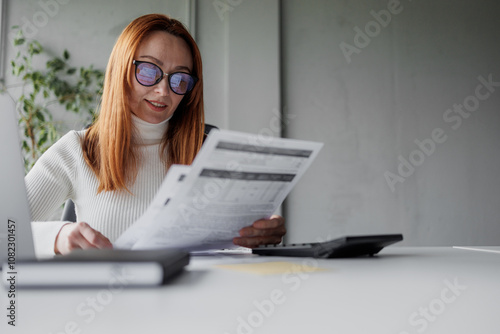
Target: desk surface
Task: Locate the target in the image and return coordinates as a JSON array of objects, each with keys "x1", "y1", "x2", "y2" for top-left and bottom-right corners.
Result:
[{"x1": 2, "y1": 247, "x2": 499, "y2": 334}]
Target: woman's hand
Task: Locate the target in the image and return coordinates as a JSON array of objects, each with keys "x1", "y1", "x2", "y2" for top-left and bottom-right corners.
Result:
[
  {"x1": 54, "y1": 222, "x2": 113, "y2": 255},
  {"x1": 233, "y1": 215, "x2": 286, "y2": 248}
]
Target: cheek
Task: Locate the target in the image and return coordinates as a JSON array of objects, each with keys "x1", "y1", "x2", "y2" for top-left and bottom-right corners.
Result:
[
  {"x1": 127, "y1": 91, "x2": 138, "y2": 113},
  {"x1": 128, "y1": 82, "x2": 146, "y2": 110}
]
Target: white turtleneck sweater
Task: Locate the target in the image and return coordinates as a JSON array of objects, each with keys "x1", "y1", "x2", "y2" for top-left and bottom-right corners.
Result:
[{"x1": 26, "y1": 115, "x2": 169, "y2": 257}]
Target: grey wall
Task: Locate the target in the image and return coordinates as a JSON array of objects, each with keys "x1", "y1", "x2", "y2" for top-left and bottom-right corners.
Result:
[
  {"x1": 196, "y1": 0, "x2": 281, "y2": 135},
  {"x1": 281, "y1": 0, "x2": 500, "y2": 246},
  {"x1": 2, "y1": 0, "x2": 499, "y2": 246}
]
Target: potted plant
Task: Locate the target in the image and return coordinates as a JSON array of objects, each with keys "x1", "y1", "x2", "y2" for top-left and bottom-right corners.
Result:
[{"x1": 0, "y1": 27, "x2": 104, "y2": 170}]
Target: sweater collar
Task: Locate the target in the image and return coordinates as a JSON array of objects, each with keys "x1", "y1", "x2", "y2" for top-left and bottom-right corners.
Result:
[{"x1": 131, "y1": 114, "x2": 169, "y2": 145}]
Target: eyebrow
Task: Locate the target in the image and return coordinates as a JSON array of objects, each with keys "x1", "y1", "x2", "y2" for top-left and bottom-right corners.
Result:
[{"x1": 138, "y1": 55, "x2": 192, "y2": 73}]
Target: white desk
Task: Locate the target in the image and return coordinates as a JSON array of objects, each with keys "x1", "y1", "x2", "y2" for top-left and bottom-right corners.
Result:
[{"x1": 2, "y1": 247, "x2": 499, "y2": 334}]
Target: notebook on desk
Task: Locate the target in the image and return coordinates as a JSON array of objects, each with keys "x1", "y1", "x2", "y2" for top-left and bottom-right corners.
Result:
[{"x1": 0, "y1": 93, "x2": 189, "y2": 287}]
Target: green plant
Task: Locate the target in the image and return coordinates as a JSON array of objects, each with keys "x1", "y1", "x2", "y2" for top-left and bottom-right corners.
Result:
[{"x1": 1, "y1": 27, "x2": 104, "y2": 171}]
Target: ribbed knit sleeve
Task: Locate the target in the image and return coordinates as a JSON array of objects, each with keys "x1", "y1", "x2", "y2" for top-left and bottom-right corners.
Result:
[
  {"x1": 25, "y1": 131, "x2": 81, "y2": 257},
  {"x1": 26, "y1": 131, "x2": 80, "y2": 220}
]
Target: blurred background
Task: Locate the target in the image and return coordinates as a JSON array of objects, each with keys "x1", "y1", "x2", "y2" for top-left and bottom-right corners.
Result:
[{"x1": 1, "y1": 0, "x2": 499, "y2": 246}]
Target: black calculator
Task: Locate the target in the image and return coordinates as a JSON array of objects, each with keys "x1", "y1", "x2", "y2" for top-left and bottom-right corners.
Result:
[{"x1": 252, "y1": 234, "x2": 403, "y2": 258}]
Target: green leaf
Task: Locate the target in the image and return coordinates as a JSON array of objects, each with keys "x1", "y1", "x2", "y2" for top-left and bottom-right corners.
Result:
[
  {"x1": 14, "y1": 38, "x2": 25, "y2": 46},
  {"x1": 32, "y1": 41, "x2": 43, "y2": 54},
  {"x1": 63, "y1": 50, "x2": 70, "y2": 60},
  {"x1": 37, "y1": 131, "x2": 48, "y2": 147},
  {"x1": 47, "y1": 58, "x2": 65, "y2": 71},
  {"x1": 35, "y1": 111, "x2": 45, "y2": 122}
]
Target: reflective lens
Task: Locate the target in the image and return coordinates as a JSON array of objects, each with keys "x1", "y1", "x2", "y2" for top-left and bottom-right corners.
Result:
[
  {"x1": 169, "y1": 72, "x2": 196, "y2": 94},
  {"x1": 135, "y1": 61, "x2": 161, "y2": 86},
  {"x1": 133, "y1": 60, "x2": 197, "y2": 95}
]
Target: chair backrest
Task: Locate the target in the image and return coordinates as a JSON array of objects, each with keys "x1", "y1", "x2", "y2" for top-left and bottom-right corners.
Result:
[
  {"x1": 204, "y1": 123, "x2": 218, "y2": 136},
  {"x1": 61, "y1": 198, "x2": 77, "y2": 222}
]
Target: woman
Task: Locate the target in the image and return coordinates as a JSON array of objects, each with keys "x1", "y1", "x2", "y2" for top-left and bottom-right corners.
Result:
[{"x1": 27, "y1": 14, "x2": 285, "y2": 256}]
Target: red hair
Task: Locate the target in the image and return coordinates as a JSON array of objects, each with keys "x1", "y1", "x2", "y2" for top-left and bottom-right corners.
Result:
[{"x1": 82, "y1": 14, "x2": 204, "y2": 193}]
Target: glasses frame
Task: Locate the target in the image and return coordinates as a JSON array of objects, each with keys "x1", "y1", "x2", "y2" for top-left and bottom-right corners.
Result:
[{"x1": 132, "y1": 60, "x2": 198, "y2": 95}]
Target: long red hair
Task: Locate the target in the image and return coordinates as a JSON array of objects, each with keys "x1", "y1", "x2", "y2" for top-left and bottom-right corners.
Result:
[{"x1": 82, "y1": 14, "x2": 204, "y2": 193}]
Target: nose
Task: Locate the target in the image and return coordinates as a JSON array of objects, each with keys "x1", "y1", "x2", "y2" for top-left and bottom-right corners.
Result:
[{"x1": 154, "y1": 75, "x2": 170, "y2": 96}]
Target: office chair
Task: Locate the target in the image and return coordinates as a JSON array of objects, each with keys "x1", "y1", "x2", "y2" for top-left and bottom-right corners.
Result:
[{"x1": 61, "y1": 123, "x2": 218, "y2": 222}]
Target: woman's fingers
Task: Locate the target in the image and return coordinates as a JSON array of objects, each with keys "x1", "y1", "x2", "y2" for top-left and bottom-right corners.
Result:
[
  {"x1": 234, "y1": 215, "x2": 286, "y2": 248},
  {"x1": 55, "y1": 222, "x2": 112, "y2": 255}
]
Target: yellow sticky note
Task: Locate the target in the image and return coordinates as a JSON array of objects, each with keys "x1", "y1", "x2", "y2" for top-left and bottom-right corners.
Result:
[{"x1": 215, "y1": 261, "x2": 328, "y2": 275}]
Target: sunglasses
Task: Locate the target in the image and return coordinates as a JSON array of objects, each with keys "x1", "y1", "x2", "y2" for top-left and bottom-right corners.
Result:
[{"x1": 132, "y1": 60, "x2": 198, "y2": 95}]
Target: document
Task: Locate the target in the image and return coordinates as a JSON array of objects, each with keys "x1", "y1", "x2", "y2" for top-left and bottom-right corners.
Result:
[{"x1": 115, "y1": 129, "x2": 323, "y2": 251}]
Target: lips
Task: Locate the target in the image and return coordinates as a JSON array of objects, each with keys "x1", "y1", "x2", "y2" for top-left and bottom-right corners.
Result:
[{"x1": 146, "y1": 99, "x2": 167, "y2": 111}]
